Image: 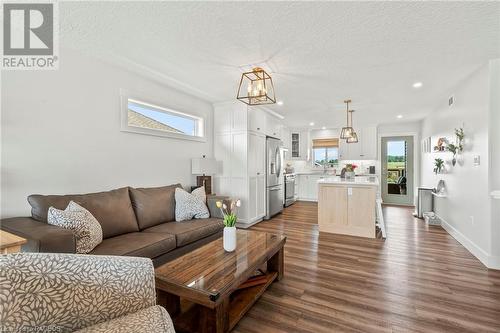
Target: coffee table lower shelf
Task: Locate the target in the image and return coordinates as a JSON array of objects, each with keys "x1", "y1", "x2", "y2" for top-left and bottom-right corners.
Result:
[{"x1": 172, "y1": 271, "x2": 278, "y2": 333}]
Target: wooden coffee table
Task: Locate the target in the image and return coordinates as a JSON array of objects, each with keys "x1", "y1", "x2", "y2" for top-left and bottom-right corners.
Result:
[
  {"x1": 155, "y1": 229, "x2": 286, "y2": 333},
  {"x1": 0, "y1": 230, "x2": 27, "y2": 254}
]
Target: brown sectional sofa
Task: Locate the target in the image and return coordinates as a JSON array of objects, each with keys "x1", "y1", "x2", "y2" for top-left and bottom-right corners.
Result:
[{"x1": 1, "y1": 184, "x2": 226, "y2": 266}]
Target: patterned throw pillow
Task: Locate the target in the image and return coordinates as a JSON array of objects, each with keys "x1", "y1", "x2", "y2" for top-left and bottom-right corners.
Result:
[
  {"x1": 175, "y1": 187, "x2": 209, "y2": 221},
  {"x1": 47, "y1": 201, "x2": 103, "y2": 253}
]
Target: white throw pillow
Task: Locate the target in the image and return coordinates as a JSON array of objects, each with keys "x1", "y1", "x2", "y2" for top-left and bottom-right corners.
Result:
[
  {"x1": 47, "y1": 201, "x2": 103, "y2": 253},
  {"x1": 175, "y1": 187, "x2": 209, "y2": 221}
]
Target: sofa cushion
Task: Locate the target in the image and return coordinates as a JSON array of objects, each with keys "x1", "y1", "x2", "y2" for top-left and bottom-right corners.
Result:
[
  {"x1": 90, "y1": 232, "x2": 176, "y2": 258},
  {"x1": 142, "y1": 218, "x2": 223, "y2": 247},
  {"x1": 174, "y1": 187, "x2": 209, "y2": 222},
  {"x1": 47, "y1": 201, "x2": 103, "y2": 254},
  {"x1": 129, "y1": 184, "x2": 181, "y2": 230},
  {"x1": 28, "y1": 187, "x2": 139, "y2": 239}
]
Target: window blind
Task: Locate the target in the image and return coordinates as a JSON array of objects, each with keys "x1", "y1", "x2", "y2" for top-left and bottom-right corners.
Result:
[{"x1": 312, "y1": 138, "x2": 339, "y2": 148}]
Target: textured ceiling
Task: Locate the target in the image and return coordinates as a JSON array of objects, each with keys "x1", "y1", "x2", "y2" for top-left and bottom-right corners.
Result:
[{"x1": 60, "y1": 1, "x2": 500, "y2": 128}]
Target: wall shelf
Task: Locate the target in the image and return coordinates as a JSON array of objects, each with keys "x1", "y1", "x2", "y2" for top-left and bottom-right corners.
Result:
[{"x1": 491, "y1": 191, "x2": 500, "y2": 199}]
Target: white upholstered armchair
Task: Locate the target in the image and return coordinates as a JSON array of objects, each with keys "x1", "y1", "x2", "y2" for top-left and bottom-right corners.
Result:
[{"x1": 0, "y1": 253, "x2": 175, "y2": 333}]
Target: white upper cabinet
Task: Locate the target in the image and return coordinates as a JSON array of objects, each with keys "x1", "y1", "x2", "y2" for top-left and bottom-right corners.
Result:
[
  {"x1": 214, "y1": 102, "x2": 247, "y2": 134},
  {"x1": 289, "y1": 129, "x2": 309, "y2": 160},
  {"x1": 339, "y1": 126, "x2": 377, "y2": 160},
  {"x1": 248, "y1": 107, "x2": 268, "y2": 134},
  {"x1": 360, "y1": 126, "x2": 377, "y2": 160},
  {"x1": 217, "y1": 104, "x2": 282, "y2": 139}
]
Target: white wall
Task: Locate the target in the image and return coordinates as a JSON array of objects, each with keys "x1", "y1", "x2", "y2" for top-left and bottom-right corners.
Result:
[
  {"x1": 420, "y1": 63, "x2": 494, "y2": 267},
  {"x1": 1, "y1": 48, "x2": 213, "y2": 217},
  {"x1": 488, "y1": 59, "x2": 500, "y2": 266}
]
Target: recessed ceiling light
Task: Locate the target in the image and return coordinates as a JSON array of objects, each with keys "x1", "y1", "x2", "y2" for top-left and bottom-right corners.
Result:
[
  {"x1": 397, "y1": 115, "x2": 403, "y2": 119},
  {"x1": 309, "y1": 122, "x2": 315, "y2": 126},
  {"x1": 412, "y1": 82, "x2": 423, "y2": 88},
  {"x1": 322, "y1": 126, "x2": 326, "y2": 130},
  {"x1": 277, "y1": 101, "x2": 284, "y2": 106}
]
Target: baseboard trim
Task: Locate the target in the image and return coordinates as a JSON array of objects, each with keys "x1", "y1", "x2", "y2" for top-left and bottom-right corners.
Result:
[
  {"x1": 236, "y1": 218, "x2": 263, "y2": 229},
  {"x1": 296, "y1": 198, "x2": 317, "y2": 202},
  {"x1": 437, "y1": 214, "x2": 500, "y2": 270}
]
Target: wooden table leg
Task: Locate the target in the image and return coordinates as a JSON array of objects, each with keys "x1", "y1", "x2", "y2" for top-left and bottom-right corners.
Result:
[
  {"x1": 268, "y1": 247, "x2": 284, "y2": 281},
  {"x1": 200, "y1": 297, "x2": 229, "y2": 333},
  {"x1": 156, "y1": 288, "x2": 180, "y2": 317}
]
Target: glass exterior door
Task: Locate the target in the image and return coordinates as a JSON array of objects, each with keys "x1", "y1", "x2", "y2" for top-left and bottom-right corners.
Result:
[{"x1": 381, "y1": 136, "x2": 414, "y2": 205}]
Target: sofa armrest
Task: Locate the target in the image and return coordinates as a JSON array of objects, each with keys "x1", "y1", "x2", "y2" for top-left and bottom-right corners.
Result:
[
  {"x1": 0, "y1": 253, "x2": 157, "y2": 332},
  {"x1": 206, "y1": 195, "x2": 230, "y2": 219},
  {"x1": 73, "y1": 305, "x2": 175, "y2": 333},
  {"x1": 1, "y1": 217, "x2": 76, "y2": 253}
]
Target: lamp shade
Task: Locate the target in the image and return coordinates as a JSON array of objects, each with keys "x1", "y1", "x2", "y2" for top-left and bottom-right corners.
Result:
[{"x1": 191, "y1": 158, "x2": 217, "y2": 175}]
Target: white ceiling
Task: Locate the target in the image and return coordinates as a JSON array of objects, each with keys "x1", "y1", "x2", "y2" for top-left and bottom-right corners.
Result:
[{"x1": 60, "y1": 1, "x2": 500, "y2": 128}]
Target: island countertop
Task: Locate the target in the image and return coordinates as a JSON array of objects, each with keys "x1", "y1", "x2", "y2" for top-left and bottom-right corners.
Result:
[{"x1": 318, "y1": 176, "x2": 379, "y2": 187}]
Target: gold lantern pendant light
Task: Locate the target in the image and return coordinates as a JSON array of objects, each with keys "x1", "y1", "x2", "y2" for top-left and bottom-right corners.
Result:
[
  {"x1": 237, "y1": 67, "x2": 276, "y2": 105},
  {"x1": 346, "y1": 110, "x2": 358, "y2": 143},
  {"x1": 340, "y1": 99, "x2": 354, "y2": 139}
]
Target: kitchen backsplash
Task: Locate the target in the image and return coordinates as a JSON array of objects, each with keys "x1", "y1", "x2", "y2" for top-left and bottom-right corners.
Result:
[{"x1": 285, "y1": 160, "x2": 377, "y2": 175}]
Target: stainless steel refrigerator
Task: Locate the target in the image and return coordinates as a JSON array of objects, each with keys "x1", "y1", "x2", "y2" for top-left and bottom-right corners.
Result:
[{"x1": 265, "y1": 137, "x2": 284, "y2": 219}]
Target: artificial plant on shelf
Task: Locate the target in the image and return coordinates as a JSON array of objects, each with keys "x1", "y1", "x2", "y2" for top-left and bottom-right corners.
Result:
[
  {"x1": 455, "y1": 127, "x2": 464, "y2": 152},
  {"x1": 434, "y1": 158, "x2": 444, "y2": 175},
  {"x1": 446, "y1": 143, "x2": 458, "y2": 166},
  {"x1": 216, "y1": 199, "x2": 241, "y2": 252}
]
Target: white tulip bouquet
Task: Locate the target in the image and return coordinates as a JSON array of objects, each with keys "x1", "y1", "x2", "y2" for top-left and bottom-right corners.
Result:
[{"x1": 216, "y1": 199, "x2": 241, "y2": 227}]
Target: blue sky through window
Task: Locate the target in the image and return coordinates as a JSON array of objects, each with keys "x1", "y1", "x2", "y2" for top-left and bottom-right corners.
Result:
[
  {"x1": 387, "y1": 141, "x2": 405, "y2": 157},
  {"x1": 128, "y1": 102, "x2": 196, "y2": 135}
]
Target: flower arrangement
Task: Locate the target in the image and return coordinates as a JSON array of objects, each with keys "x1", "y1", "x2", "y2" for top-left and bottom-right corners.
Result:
[
  {"x1": 345, "y1": 164, "x2": 358, "y2": 172},
  {"x1": 216, "y1": 199, "x2": 241, "y2": 227}
]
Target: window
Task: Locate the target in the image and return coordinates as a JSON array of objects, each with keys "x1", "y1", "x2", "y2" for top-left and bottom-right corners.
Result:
[
  {"x1": 120, "y1": 93, "x2": 205, "y2": 141},
  {"x1": 312, "y1": 138, "x2": 339, "y2": 166}
]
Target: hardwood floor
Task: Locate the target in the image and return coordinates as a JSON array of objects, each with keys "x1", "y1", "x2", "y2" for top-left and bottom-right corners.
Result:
[{"x1": 233, "y1": 201, "x2": 500, "y2": 333}]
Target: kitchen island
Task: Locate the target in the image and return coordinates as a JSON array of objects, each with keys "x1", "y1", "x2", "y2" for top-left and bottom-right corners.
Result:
[{"x1": 317, "y1": 176, "x2": 379, "y2": 238}]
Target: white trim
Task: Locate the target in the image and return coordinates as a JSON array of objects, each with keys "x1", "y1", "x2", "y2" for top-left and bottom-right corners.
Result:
[
  {"x1": 110, "y1": 53, "x2": 216, "y2": 102},
  {"x1": 120, "y1": 89, "x2": 207, "y2": 142},
  {"x1": 236, "y1": 217, "x2": 263, "y2": 229},
  {"x1": 438, "y1": 214, "x2": 500, "y2": 269}
]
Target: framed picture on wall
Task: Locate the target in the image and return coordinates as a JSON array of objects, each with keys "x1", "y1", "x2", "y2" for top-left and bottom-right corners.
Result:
[{"x1": 421, "y1": 137, "x2": 431, "y2": 153}]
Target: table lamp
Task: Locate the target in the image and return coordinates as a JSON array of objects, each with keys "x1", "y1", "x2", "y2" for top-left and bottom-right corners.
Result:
[{"x1": 191, "y1": 156, "x2": 217, "y2": 194}]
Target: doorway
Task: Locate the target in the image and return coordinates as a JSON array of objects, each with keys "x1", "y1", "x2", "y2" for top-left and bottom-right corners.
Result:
[{"x1": 381, "y1": 136, "x2": 414, "y2": 205}]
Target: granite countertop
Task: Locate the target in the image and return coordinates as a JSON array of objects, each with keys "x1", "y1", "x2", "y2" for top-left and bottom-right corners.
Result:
[{"x1": 317, "y1": 176, "x2": 379, "y2": 187}]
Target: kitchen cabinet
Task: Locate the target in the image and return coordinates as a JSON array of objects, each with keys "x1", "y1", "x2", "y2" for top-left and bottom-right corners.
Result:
[
  {"x1": 248, "y1": 175, "x2": 266, "y2": 223},
  {"x1": 213, "y1": 102, "x2": 275, "y2": 227},
  {"x1": 296, "y1": 174, "x2": 324, "y2": 201},
  {"x1": 339, "y1": 126, "x2": 377, "y2": 160},
  {"x1": 290, "y1": 129, "x2": 309, "y2": 160},
  {"x1": 318, "y1": 180, "x2": 377, "y2": 238}
]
